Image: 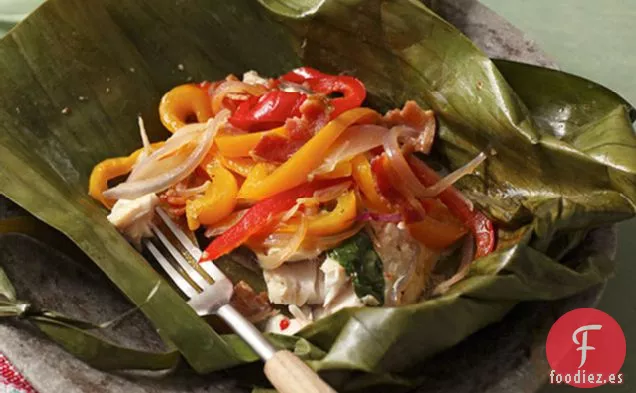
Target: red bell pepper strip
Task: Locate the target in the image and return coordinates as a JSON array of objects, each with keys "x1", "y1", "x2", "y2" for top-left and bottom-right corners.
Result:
[
  {"x1": 407, "y1": 156, "x2": 496, "y2": 258},
  {"x1": 228, "y1": 91, "x2": 307, "y2": 132},
  {"x1": 306, "y1": 76, "x2": 366, "y2": 118},
  {"x1": 281, "y1": 67, "x2": 367, "y2": 118},
  {"x1": 199, "y1": 178, "x2": 350, "y2": 262}
]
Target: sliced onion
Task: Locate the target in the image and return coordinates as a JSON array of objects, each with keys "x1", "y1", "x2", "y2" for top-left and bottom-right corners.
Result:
[
  {"x1": 138, "y1": 116, "x2": 151, "y2": 151},
  {"x1": 422, "y1": 152, "x2": 487, "y2": 197},
  {"x1": 103, "y1": 111, "x2": 229, "y2": 200},
  {"x1": 279, "y1": 182, "x2": 352, "y2": 223},
  {"x1": 286, "y1": 222, "x2": 364, "y2": 261},
  {"x1": 130, "y1": 122, "x2": 208, "y2": 181},
  {"x1": 175, "y1": 181, "x2": 211, "y2": 198},
  {"x1": 433, "y1": 235, "x2": 475, "y2": 296},
  {"x1": 211, "y1": 81, "x2": 267, "y2": 113},
  {"x1": 312, "y1": 181, "x2": 352, "y2": 202},
  {"x1": 257, "y1": 215, "x2": 308, "y2": 270},
  {"x1": 261, "y1": 232, "x2": 295, "y2": 248},
  {"x1": 281, "y1": 201, "x2": 304, "y2": 222},
  {"x1": 384, "y1": 126, "x2": 487, "y2": 200},
  {"x1": 313, "y1": 125, "x2": 388, "y2": 175},
  {"x1": 135, "y1": 115, "x2": 154, "y2": 165},
  {"x1": 204, "y1": 209, "x2": 248, "y2": 238},
  {"x1": 259, "y1": 222, "x2": 363, "y2": 263},
  {"x1": 383, "y1": 126, "x2": 431, "y2": 198},
  {"x1": 288, "y1": 304, "x2": 313, "y2": 324}
]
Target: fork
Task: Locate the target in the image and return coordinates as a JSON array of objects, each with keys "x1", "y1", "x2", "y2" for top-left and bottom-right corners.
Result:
[{"x1": 144, "y1": 207, "x2": 337, "y2": 393}]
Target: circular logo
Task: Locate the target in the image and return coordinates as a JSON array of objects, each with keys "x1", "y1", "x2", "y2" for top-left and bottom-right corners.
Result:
[{"x1": 546, "y1": 308, "x2": 626, "y2": 388}]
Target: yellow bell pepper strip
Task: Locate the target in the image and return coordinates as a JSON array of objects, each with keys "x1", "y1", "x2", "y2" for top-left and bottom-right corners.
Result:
[
  {"x1": 159, "y1": 84, "x2": 214, "y2": 133},
  {"x1": 218, "y1": 156, "x2": 260, "y2": 178},
  {"x1": 315, "y1": 161, "x2": 352, "y2": 180},
  {"x1": 200, "y1": 178, "x2": 349, "y2": 262},
  {"x1": 238, "y1": 162, "x2": 277, "y2": 197},
  {"x1": 277, "y1": 190, "x2": 357, "y2": 236},
  {"x1": 215, "y1": 126, "x2": 288, "y2": 158},
  {"x1": 185, "y1": 160, "x2": 239, "y2": 231},
  {"x1": 89, "y1": 142, "x2": 164, "y2": 208},
  {"x1": 238, "y1": 107, "x2": 380, "y2": 201},
  {"x1": 351, "y1": 154, "x2": 393, "y2": 213}
]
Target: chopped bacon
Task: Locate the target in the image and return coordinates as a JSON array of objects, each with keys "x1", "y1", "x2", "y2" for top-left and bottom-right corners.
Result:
[
  {"x1": 160, "y1": 189, "x2": 187, "y2": 206},
  {"x1": 285, "y1": 117, "x2": 313, "y2": 142},
  {"x1": 251, "y1": 96, "x2": 330, "y2": 163},
  {"x1": 230, "y1": 281, "x2": 276, "y2": 323},
  {"x1": 251, "y1": 134, "x2": 304, "y2": 163},
  {"x1": 383, "y1": 100, "x2": 436, "y2": 154},
  {"x1": 300, "y1": 95, "x2": 331, "y2": 123}
]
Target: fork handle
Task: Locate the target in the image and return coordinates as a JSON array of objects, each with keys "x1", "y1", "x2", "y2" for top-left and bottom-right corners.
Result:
[
  {"x1": 264, "y1": 350, "x2": 337, "y2": 393},
  {"x1": 216, "y1": 305, "x2": 336, "y2": 392}
]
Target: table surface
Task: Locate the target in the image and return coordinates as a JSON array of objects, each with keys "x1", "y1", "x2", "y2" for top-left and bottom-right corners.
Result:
[{"x1": 1, "y1": 1, "x2": 635, "y2": 392}]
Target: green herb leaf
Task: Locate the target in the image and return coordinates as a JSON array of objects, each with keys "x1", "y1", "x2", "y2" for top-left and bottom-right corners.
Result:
[{"x1": 327, "y1": 232, "x2": 385, "y2": 305}]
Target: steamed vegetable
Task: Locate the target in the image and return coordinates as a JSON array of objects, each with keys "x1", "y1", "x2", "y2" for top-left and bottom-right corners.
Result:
[
  {"x1": 89, "y1": 65, "x2": 500, "y2": 339},
  {"x1": 326, "y1": 231, "x2": 385, "y2": 305},
  {"x1": 201, "y1": 178, "x2": 349, "y2": 261}
]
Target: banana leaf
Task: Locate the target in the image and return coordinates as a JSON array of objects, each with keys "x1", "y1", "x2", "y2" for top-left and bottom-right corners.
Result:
[{"x1": 0, "y1": 0, "x2": 635, "y2": 391}]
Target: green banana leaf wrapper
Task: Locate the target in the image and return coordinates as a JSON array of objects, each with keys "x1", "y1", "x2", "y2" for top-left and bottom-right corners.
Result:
[{"x1": 1, "y1": 0, "x2": 635, "y2": 391}]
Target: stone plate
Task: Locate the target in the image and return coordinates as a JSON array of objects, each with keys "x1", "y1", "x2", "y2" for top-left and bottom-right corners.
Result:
[{"x1": 0, "y1": 1, "x2": 613, "y2": 392}]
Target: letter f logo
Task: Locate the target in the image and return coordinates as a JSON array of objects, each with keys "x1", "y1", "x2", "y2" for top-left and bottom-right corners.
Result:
[{"x1": 572, "y1": 325, "x2": 602, "y2": 368}]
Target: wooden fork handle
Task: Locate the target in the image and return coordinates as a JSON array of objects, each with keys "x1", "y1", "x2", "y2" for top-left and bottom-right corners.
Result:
[{"x1": 264, "y1": 350, "x2": 337, "y2": 393}]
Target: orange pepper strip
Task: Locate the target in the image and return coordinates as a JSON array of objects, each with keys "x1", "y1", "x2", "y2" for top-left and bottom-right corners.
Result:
[
  {"x1": 407, "y1": 199, "x2": 467, "y2": 250},
  {"x1": 215, "y1": 127, "x2": 287, "y2": 158},
  {"x1": 219, "y1": 156, "x2": 259, "y2": 178},
  {"x1": 407, "y1": 216, "x2": 467, "y2": 250},
  {"x1": 238, "y1": 108, "x2": 380, "y2": 201},
  {"x1": 159, "y1": 84, "x2": 214, "y2": 133},
  {"x1": 185, "y1": 160, "x2": 238, "y2": 231},
  {"x1": 88, "y1": 142, "x2": 164, "y2": 208},
  {"x1": 277, "y1": 190, "x2": 357, "y2": 236},
  {"x1": 351, "y1": 154, "x2": 393, "y2": 213},
  {"x1": 315, "y1": 161, "x2": 352, "y2": 180}
]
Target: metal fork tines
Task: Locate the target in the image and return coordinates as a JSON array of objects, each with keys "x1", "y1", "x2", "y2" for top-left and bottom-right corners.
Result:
[
  {"x1": 145, "y1": 208, "x2": 214, "y2": 297},
  {"x1": 143, "y1": 207, "x2": 277, "y2": 361}
]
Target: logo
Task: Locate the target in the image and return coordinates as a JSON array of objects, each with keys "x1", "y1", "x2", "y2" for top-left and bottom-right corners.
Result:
[{"x1": 546, "y1": 308, "x2": 626, "y2": 388}]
